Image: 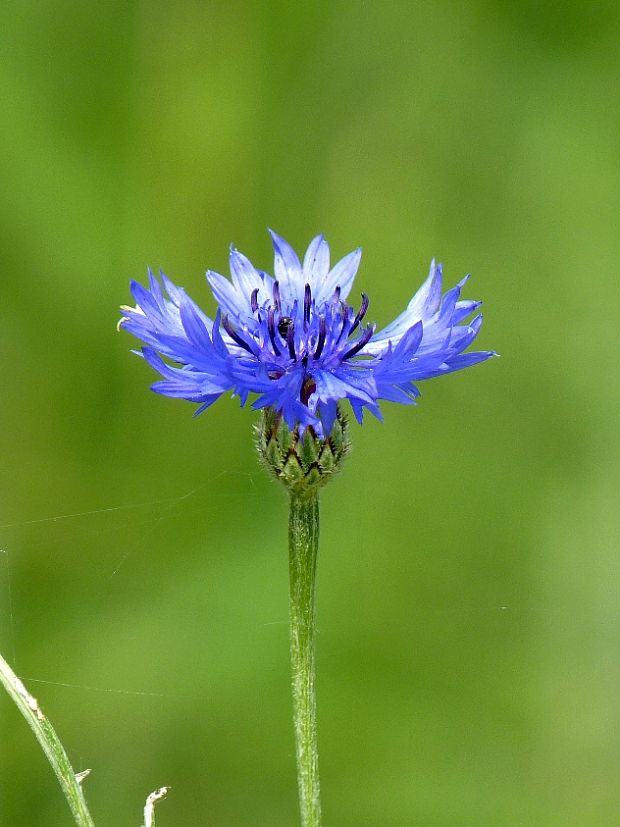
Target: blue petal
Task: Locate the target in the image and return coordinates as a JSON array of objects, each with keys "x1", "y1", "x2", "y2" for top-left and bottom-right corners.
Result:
[
  {"x1": 419, "y1": 259, "x2": 443, "y2": 314},
  {"x1": 318, "y1": 398, "x2": 338, "y2": 434},
  {"x1": 210, "y1": 310, "x2": 230, "y2": 357},
  {"x1": 374, "y1": 383, "x2": 419, "y2": 404},
  {"x1": 446, "y1": 314, "x2": 483, "y2": 354},
  {"x1": 302, "y1": 234, "x2": 330, "y2": 290},
  {"x1": 316, "y1": 247, "x2": 362, "y2": 303},
  {"x1": 206, "y1": 270, "x2": 244, "y2": 320},
  {"x1": 392, "y1": 320, "x2": 423, "y2": 359},
  {"x1": 314, "y1": 368, "x2": 376, "y2": 406},
  {"x1": 269, "y1": 229, "x2": 302, "y2": 303},
  {"x1": 180, "y1": 300, "x2": 212, "y2": 350},
  {"x1": 129, "y1": 280, "x2": 164, "y2": 320},
  {"x1": 193, "y1": 396, "x2": 222, "y2": 416},
  {"x1": 414, "y1": 350, "x2": 496, "y2": 380},
  {"x1": 372, "y1": 260, "x2": 443, "y2": 348},
  {"x1": 160, "y1": 271, "x2": 185, "y2": 305},
  {"x1": 452, "y1": 299, "x2": 482, "y2": 324},
  {"x1": 229, "y1": 246, "x2": 265, "y2": 298},
  {"x1": 147, "y1": 268, "x2": 163, "y2": 304},
  {"x1": 444, "y1": 350, "x2": 497, "y2": 371}
]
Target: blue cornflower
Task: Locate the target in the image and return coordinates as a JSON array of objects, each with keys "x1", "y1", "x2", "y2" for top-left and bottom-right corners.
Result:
[{"x1": 120, "y1": 231, "x2": 494, "y2": 435}]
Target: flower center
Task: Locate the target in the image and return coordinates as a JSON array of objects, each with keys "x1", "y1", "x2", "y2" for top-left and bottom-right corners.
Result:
[{"x1": 222, "y1": 281, "x2": 374, "y2": 405}]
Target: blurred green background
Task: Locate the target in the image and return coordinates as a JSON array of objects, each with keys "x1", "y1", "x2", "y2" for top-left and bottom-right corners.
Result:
[{"x1": 1, "y1": 1, "x2": 618, "y2": 825}]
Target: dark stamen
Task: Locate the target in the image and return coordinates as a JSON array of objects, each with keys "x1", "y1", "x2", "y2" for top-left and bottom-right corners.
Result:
[
  {"x1": 250, "y1": 288, "x2": 259, "y2": 313},
  {"x1": 331, "y1": 286, "x2": 341, "y2": 303},
  {"x1": 222, "y1": 316, "x2": 254, "y2": 354},
  {"x1": 303, "y1": 283, "x2": 311, "y2": 328},
  {"x1": 286, "y1": 323, "x2": 297, "y2": 360},
  {"x1": 273, "y1": 281, "x2": 281, "y2": 312},
  {"x1": 301, "y1": 376, "x2": 317, "y2": 405},
  {"x1": 313, "y1": 316, "x2": 326, "y2": 360},
  {"x1": 267, "y1": 309, "x2": 281, "y2": 356},
  {"x1": 335, "y1": 307, "x2": 349, "y2": 346},
  {"x1": 341, "y1": 323, "x2": 375, "y2": 361},
  {"x1": 349, "y1": 293, "x2": 369, "y2": 336}
]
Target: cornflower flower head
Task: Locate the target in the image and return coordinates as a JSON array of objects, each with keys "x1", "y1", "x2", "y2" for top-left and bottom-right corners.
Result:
[{"x1": 119, "y1": 230, "x2": 494, "y2": 437}]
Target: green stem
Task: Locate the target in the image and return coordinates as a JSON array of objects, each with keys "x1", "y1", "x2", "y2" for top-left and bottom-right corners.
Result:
[
  {"x1": 0, "y1": 651, "x2": 95, "y2": 827},
  {"x1": 288, "y1": 492, "x2": 322, "y2": 827}
]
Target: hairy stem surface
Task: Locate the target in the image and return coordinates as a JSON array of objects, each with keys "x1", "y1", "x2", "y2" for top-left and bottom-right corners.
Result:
[{"x1": 288, "y1": 492, "x2": 322, "y2": 827}]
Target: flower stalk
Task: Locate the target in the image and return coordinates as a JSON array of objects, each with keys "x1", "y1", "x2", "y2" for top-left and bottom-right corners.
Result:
[
  {"x1": 0, "y1": 651, "x2": 95, "y2": 827},
  {"x1": 288, "y1": 491, "x2": 321, "y2": 827},
  {"x1": 256, "y1": 408, "x2": 349, "y2": 826}
]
